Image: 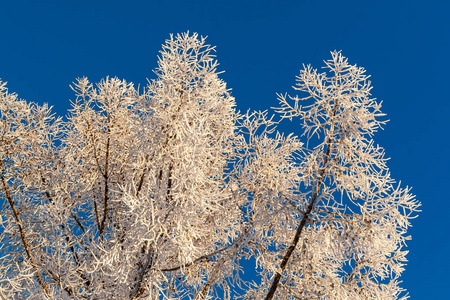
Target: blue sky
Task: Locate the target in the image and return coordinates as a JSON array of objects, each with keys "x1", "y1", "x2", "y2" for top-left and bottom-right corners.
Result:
[{"x1": 1, "y1": 0, "x2": 448, "y2": 298}]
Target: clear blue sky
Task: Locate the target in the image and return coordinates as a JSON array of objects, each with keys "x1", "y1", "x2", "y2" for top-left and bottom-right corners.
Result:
[{"x1": 1, "y1": 0, "x2": 448, "y2": 298}]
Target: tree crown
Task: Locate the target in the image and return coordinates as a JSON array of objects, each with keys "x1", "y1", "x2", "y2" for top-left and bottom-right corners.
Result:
[{"x1": 0, "y1": 33, "x2": 419, "y2": 300}]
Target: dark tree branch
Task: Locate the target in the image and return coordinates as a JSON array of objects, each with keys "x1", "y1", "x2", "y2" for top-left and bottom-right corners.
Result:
[
  {"x1": 1, "y1": 170, "x2": 51, "y2": 297},
  {"x1": 129, "y1": 243, "x2": 155, "y2": 299},
  {"x1": 264, "y1": 89, "x2": 340, "y2": 300}
]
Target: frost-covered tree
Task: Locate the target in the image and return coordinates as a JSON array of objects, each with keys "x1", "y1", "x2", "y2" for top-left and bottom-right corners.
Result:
[{"x1": 0, "y1": 33, "x2": 419, "y2": 299}]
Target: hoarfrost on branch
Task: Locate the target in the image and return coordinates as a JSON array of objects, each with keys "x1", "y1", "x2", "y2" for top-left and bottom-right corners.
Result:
[{"x1": 0, "y1": 33, "x2": 419, "y2": 299}]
